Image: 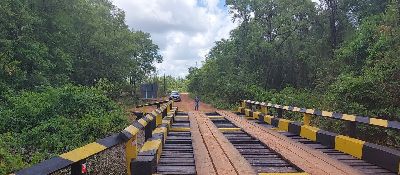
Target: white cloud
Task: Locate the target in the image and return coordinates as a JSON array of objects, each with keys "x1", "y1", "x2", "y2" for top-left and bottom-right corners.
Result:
[{"x1": 112, "y1": 0, "x2": 238, "y2": 77}]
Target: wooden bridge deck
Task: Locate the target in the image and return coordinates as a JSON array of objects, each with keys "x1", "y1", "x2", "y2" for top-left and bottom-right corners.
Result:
[{"x1": 149, "y1": 110, "x2": 397, "y2": 175}]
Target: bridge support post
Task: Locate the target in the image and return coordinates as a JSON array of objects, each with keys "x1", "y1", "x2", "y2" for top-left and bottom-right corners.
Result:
[
  {"x1": 261, "y1": 105, "x2": 268, "y2": 114},
  {"x1": 245, "y1": 100, "x2": 251, "y2": 110},
  {"x1": 303, "y1": 113, "x2": 311, "y2": 126},
  {"x1": 255, "y1": 102, "x2": 261, "y2": 112},
  {"x1": 346, "y1": 121, "x2": 357, "y2": 138},
  {"x1": 71, "y1": 160, "x2": 86, "y2": 175},
  {"x1": 145, "y1": 119, "x2": 156, "y2": 141},
  {"x1": 125, "y1": 135, "x2": 138, "y2": 175},
  {"x1": 162, "y1": 107, "x2": 167, "y2": 118},
  {"x1": 240, "y1": 100, "x2": 245, "y2": 108},
  {"x1": 277, "y1": 109, "x2": 283, "y2": 118}
]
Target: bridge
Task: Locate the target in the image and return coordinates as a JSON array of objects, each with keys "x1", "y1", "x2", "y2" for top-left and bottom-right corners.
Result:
[{"x1": 14, "y1": 94, "x2": 400, "y2": 175}]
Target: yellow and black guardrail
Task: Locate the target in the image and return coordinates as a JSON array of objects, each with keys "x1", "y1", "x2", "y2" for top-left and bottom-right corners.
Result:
[
  {"x1": 14, "y1": 100, "x2": 175, "y2": 175},
  {"x1": 130, "y1": 107, "x2": 177, "y2": 174},
  {"x1": 238, "y1": 100, "x2": 400, "y2": 174},
  {"x1": 135, "y1": 99, "x2": 170, "y2": 108}
]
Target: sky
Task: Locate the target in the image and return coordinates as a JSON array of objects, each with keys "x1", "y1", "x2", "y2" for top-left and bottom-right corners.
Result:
[{"x1": 111, "y1": 0, "x2": 238, "y2": 77}]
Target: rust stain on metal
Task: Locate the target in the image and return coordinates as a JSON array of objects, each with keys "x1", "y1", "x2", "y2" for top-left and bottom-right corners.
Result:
[{"x1": 217, "y1": 110, "x2": 364, "y2": 175}]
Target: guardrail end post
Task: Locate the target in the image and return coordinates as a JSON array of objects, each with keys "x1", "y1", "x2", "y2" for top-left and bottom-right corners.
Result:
[
  {"x1": 346, "y1": 121, "x2": 357, "y2": 138},
  {"x1": 303, "y1": 113, "x2": 311, "y2": 126}
]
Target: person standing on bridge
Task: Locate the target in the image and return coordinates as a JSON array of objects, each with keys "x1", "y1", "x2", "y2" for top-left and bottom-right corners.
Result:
[{"x1": 194, "y1": 96, "x2": 200, "y2": 111}]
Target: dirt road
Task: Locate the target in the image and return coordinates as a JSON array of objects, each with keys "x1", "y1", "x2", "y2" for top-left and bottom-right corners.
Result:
[{"x1": 174, "y1": 93, "x2": 216, "y2": 112}]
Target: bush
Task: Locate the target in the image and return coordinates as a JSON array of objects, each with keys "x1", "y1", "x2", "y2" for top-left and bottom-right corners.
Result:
[{"x1": 0, "y1": 85, "x2": 128, "y2": 173}]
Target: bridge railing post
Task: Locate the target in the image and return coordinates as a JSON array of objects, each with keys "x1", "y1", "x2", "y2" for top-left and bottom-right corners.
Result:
[
  {"x1": 125, "y1": 134, "x2": 138, "y2": 175},
  {"x1": 303, "y1": 113, "x2": 311, "y2": 126},
  {"x1": 71, "y1": 160, "x2": 86, "y2": 175},
  {"x1": 346, "y1": 121, "x2": 357, "y2": 137},
  {"x1": 245, "y1": 100, "x2": 251, "y2": 110},
  {"x1": 277, "y1": 108, "x2": 283, "y2": 118},
  {"x1": 255, "y1": 102, "x2": 261, "y2": 112},
  {"x1": 240, "y1": 100, "x2": 245, "y2": 108},
  {"x1": 260, "y1": 103, "x2": 268, "y2": 114}
]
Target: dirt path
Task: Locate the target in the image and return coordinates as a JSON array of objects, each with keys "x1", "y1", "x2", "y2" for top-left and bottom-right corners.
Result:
[{"x1": 174, "y1": 93, "x2": 216, "y2": 112}]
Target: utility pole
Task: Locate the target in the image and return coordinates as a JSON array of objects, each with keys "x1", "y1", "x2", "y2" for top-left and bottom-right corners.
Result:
[{"x1": 163, "y1": 73, "x2": 166, "y2": 97}]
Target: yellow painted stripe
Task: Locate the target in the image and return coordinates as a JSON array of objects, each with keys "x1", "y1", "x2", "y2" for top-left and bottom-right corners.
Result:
[
  {"x1": 245, "y1": 109, "x2": 250, "y2": 117},
  {"x1": 208, "y1": 116, "x2": 225, "y2": 119},
  {"x1": 258, "y1": 173, "x2": 309, "y2": 175},
  {"x1": 278, "y1": 119, "x2": 291, "y2": 131},
  {"x1": 300, "y1": 126, "x2": 319, "y2": 141},
  {"x1": 162, "y1": 120, "x2": 171, "y2": 124},
  {"x1": 370, "y1": 118, "x2": 388, "y2": 127},
  {"x1": 342, "y1": 114, "x2": 356, "y2": 121},
  {"x1": 124, "y1": 125, "x2": 140, "y2": 135},
  {"x1": 219, "y1": 128, "x2": 241, "y2": 132},
  {"x1": 253, "y1": 111, "x2": 261, "y2": 120},
  {"x1": 138, "y1": 119, "x2": 148, "y2": 127},
  {"x1": 140, "y1": 140, "x2": 162, "y2": 152},
  {"x1": 292, "y1": 107, "x2": 300, "y2": 112},
  {"x1": 264, "y1": 115, "x2": 273, "y2": 124},
  {"x1": 147, "y1": 115, "x2": 154, "y2": 120},
  {"x1": 152, "y1": 127, "x2": 167, "y2": 135},
  {"x1": 170, "y1": 127, "x2": 191, "y2": 132},
  {"x1": 175, "y1": 116, "x2": 188, "y2": 119},
  {"x1": 322, "y1": 111, "x2": 333, "y2": 117},
  {"x1": 153, "y1": 127, "x2": 168, "y2": 142},
  {"x1": 306, "y1": 109, "x2": 314, "y2": 114},
  {"x1": 60, "y1": 142, "x2": 107, "y2": 162},
  {"x1": 335, "y1": 135, "x2": 365, "y2": 159}
]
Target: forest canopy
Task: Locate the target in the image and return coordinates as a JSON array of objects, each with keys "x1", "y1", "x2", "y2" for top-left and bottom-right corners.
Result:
[
  {"x1": 187, "y1": 0, "x2": 400, "y2": 147},
  {"x1": 0, "y1": 0, "x2": 162, "y2": 173}
]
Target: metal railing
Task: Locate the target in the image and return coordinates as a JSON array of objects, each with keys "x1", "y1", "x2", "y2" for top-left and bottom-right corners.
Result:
[{"x1": 14, "y1": 100, "x2": 174, "y2": 175}]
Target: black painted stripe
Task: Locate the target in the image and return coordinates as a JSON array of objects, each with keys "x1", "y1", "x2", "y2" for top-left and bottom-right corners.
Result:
[
  {"x1": 362, "y1": 142, "x2": 400, "y2": 172},
  {"x1": 355, "y1": 115, "x2": 370, "y2": 124},
  {"x1": 316, "y1": 130, "x2": 337, "y2": 148},
  {"x1": 271, "y1": 118, "x2": 280, "y2": 127},
  {"x1": 331, "y1": 112, "x2": 342, "y2": 119},
  {"x1": 96, "y1": 133, "x2": 124, "y2": 148},
  {"x1": 15, "y1": 157, "x2": 72, "y2": 175},
  {"x1": 132, "y1": 120, "x2": 144, "y2": 130},
  {"x1": 313, "y1": 110, "x2": 322, "y2": 116},
  {"x1": 288, "y1": 122, "x2": 301, "y2": 135},
  {"x1": 388, "y1": 121, "x2": 400, "y2": 129},
  {"x1": 119, "y1": 130, "x2": 134, "y2": 141}
]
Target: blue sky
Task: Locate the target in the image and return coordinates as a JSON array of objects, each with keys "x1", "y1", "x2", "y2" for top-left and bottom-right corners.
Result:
[{"x1": 112, "y1": 0, "x2": 238, "y2": 77}]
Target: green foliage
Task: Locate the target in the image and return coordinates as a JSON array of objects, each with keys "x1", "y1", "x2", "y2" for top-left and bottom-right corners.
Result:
[
  {"x1": 0, "y1": 85, "x2": 128, "y2": 173},
  {"x1": 157, "y1": 76, "x2": 188, "y2": 95},
  {"x1": 188, "y1": 0, "x2": 400, "y2": 148},
  {"x1": 0, "y1": 0, "x2": 162, "y2": 91}
]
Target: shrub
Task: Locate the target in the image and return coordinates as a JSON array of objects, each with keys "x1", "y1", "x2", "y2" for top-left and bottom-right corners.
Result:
[{"x1": 0, "y1": 85, "x2": 128, "y2": 173}]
